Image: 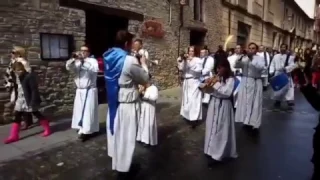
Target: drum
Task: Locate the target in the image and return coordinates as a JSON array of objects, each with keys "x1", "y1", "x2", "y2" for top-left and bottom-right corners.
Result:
[{"x1": 270, "y1": 73, "x2": 289, "y2": 91}]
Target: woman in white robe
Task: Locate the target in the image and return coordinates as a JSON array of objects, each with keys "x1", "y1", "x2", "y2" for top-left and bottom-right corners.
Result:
[
  {"x1": 136, "y1": 83, "x2": 158, "y2": 146},
  {"x1": 234, "y1": 43, "x2": 266, "y2": 134},
  {"x1": 202, "y1": 60, "x2": 238, "y2": 166},
  {"x1": 177, "y1": 46, "x2": 203, "y2": 128},
  {"x1": 66, "y1": 46, "x2": 99, "y2": 142}
]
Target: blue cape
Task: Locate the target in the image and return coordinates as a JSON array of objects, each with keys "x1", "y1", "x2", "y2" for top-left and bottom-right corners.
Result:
[{"x1": 103, "y1": 48, "x2": 127, "y2": 135}]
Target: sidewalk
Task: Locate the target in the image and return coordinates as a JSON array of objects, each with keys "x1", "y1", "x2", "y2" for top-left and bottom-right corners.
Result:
[{"x1": 0, "y1": 87, "x2": 182, "y2": 164}]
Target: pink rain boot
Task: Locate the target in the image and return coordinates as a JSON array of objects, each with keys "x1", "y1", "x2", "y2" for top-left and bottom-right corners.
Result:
[
  {"x1": 4, "y1": 123, "x2": 20, "y2": 144},
  {"x1": 40, "y1": 119, "x2": 51, "y2": 137}
]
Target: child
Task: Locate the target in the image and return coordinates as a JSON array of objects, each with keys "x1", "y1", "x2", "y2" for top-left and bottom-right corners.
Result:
[
  {"x1": 4, "y1": 62, "x2": 51, "y2": 144},
  {"x1": 136, "y1": 82, "x2": 158, "y2": 146},
  {"x1": 200, "y1": 60, "x2": 238, "y2": 166}
]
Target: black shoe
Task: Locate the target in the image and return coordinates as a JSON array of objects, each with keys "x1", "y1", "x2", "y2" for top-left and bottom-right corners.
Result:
[
  {"x1": 243, "y1": 125, "x2": 253, "y2": 131},
  {"x1": 117, "y1": 172, "x2": 128, "y2": 180},
  {"x1": 274, "y1": 101, "x2": 281, "y2": 108},
  {"x1": 78, "y1": 134, "x2": 89, "y2": 142},
  {"x1": 251, "y1": 128, "x2": 260, "y2": 137},
  {"x1": 207, "y1": 159, "x2": 222, "y2": 167},
  {"x1": 263, "y1": 86, "x2": 268, "y2": 91}
]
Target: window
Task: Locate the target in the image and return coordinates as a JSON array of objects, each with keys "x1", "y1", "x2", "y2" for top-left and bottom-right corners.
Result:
[
  {"x1": 194, "y1": 0, "x2": 204, "y2": 22},
  {"x1": 40, "y1": 33, "x2": 74, "y2": 61}
]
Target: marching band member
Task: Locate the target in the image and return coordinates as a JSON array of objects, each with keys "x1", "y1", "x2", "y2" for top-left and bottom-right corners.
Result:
[
  {"x1": 228, "y1": 45, "x2": 242, "y2": 108},
  {"x1": 234, "y1": 43, "x2": 266, "y2": 135},
  {"x1": 200, "y1": 47, "x2": 214, "y2": 105},
  {"x1": 200, "y1": 60, "x2": 237, "y2": 166},
  {"x1": 104, "y1": 30, "x2": 150, "y2": 179},
  {"x1": 269, "y1": 44, "x2": 297, "y2": 109},
  {"x1": 66, "y1": 45, "x2": 99, "y2": 142},
  {"x1": 257, "y1": 45, "x2": 271, "y2": 91},
  {"x1": 177, "y1": 46, "x2": 203, "y2": 129},
  {"x1": 136, "y1": 81, "x2": 158, "y2": 146}
]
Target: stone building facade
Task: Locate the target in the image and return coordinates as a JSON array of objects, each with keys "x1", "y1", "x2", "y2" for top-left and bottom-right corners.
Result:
[
  {"x1": 0, "y1": 0, "x2": 225, "y2": 124},
  {"x1": 221, "y1": 0, "x2": 320, "y2": 50}
]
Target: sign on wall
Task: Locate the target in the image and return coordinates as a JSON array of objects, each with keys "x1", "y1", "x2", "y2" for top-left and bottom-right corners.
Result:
[{"x1": 141, "y1": 20, "x2": 165, "y2": 38}]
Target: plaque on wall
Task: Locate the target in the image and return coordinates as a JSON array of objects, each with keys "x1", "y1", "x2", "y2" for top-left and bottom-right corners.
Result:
[{"x1": 141, "y1": 20, "x2": 165, "y2": 38}]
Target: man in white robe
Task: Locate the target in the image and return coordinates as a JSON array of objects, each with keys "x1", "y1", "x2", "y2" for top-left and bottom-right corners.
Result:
[
  {"x1": 234, "y1": 43, "x2": 266, "y2": 135},
  {"x1": 257, "y1": 45, "x2": 271, "y2": 91},
  {"x1": 104, "y1": 30, "x2": 149, "y2": 179},
  {"x1": 200, "y1": 48, "x2": 214, "y2": 104},
  {"x1": 66, "y1": 45, "x2": 99, "y2": 142},
  {"x1": 269, "y1": 44, "x2": 297, "y2": 109},
  {"x1": 228, "y1": 45, "x2": 242, "y2": 108}
]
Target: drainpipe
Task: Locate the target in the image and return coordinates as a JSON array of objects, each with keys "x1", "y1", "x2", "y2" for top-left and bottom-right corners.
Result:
[
  {"x1": 178, "y1": 5, "x2": 184, "y2": 56},
  {"x1": 261, "y1": 0, "x2": 265, "y2": 45},
  {"x1": 228, "y1": 9, "x2": 231, "y2": 35}
]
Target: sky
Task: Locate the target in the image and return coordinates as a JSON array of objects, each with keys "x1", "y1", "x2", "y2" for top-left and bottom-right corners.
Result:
[{"x1": 295, "y1": 0, "x2": 316, "y2": 19}]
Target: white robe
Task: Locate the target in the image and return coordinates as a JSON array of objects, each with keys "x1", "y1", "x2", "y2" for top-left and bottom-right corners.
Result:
[
  {"x1": 204, "y1": 77, "x2": 238, "y2": 161},
  {"x1": 107, "y1": 55, "x2": 149, "y2": 172},
  {"x1": 66, "y1": 57, "x2": 99, "y2": 135},
  {"x1": 228, "y1": 54, "x2": 242, "y2": 107},
  {"x1": 234, "y1": 55, "x2": 266, "y2": 128},
  {"x1": 269, "y1": 54, "x2": 297, "y2": 101},
  {"x1": 257, "y1": 52, "x2": 271, "y2": 86},
  {"x1": 201, "y1": 56, "x2": 215, "y2": 104},
  {"x1": 177, "y1": 57, "x2": 203, "y2": 121},
  {"x1": 136, "y1": 85, "x2": 158, "y2": 146}
]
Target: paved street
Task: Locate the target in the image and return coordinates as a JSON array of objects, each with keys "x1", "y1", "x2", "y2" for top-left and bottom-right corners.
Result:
[{"x1": 0, "y1": 88, "x2": 318, "y2": 180}]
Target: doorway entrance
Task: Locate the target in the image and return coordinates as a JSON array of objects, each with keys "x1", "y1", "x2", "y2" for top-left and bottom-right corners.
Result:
[
  {"x1": 190, "y1": 30, "x2": 206, "y2": 56},
  {"x1": 85, "y1": 10, "x2": 128, "y2": 104},
  {"x1": 85, "y1": 10, "x2": 129, "y2": 58}
]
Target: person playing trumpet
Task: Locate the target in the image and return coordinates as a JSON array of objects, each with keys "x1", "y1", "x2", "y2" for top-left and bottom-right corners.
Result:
[
  {"x1": 177, "y1": 46, "x2": 203, "y2": 129},
  {"x1": 199, "y1": 60, "x2": 238, "y2": 166},
  {"x1": 66, "y1": 45, "x2": 100, "y2": 142}
]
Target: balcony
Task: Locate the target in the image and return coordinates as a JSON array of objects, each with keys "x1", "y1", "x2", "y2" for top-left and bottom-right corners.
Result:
[
  {"x1": 266, "y1": 11, "x2": 274, "y2": 24},
  {"x1": 237, "y1": 0, "x2": 248, "y2": 9},
  {"x1": 281, "y1": 21, "x2": 291, "y2": 31},
  {"x1": 252, "y1": 1, "x2": 263, "y2": 18}
]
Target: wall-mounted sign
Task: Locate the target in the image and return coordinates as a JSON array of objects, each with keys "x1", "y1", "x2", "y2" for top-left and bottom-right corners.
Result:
[{"x1": 141, "y1": 20, "x2": 165, "y2": 38}]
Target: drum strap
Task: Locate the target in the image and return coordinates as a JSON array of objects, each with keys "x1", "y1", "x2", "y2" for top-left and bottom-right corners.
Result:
[
  {"x1": 202, "y1": 57, "x2": 208, "y2": 68},
  {"x1": 284, "y1": 53, "x2": 291, "y2": 67},
  {"x1": 263, "y1": 52, "x2": 268, "y2": 67}
]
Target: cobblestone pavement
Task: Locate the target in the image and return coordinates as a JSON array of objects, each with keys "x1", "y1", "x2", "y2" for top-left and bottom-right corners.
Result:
[{"x1": 0, "y1": 91, "x2": 318, "y2": 180}]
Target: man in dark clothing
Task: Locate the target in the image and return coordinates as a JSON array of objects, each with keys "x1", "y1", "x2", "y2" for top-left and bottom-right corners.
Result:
[
  {"x1": 298, "y1": 71, "x2": 320, "y2": 180},
  {"x1": 213, "y1": 45, "x2": 227, "y2": 74}
]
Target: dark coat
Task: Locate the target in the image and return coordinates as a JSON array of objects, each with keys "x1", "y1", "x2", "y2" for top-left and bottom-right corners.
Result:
[{"x1": 19, "y1": 72, "x2": 41, "y2": 107}]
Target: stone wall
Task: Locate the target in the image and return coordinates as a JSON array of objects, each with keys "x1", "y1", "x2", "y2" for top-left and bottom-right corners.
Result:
[
  {"x1": 0, "y1": 0, "x2": 224, "y2": 124},
  {"x1": 0, "y1": 0, "x2": 85, "y2": 124}
]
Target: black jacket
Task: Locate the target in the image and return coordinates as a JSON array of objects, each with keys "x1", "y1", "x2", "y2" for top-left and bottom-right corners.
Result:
[{"x1": 19, "y1": 72, "x2": 41, "y2": 107}]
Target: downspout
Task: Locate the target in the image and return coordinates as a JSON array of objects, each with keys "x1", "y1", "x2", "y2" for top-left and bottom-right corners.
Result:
[
  {"x1": 178, "y1": 4, "x2": 184, "y2": 56},
  {"x1": 228, "y1": 8, "x2": 231, "y2": 35},
  {"x1": 261, "y1": 0, "x2": 265, "y2": 45}
]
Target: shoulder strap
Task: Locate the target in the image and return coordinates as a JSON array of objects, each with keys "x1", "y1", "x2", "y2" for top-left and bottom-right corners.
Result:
[
  {"x1": 284, "y1": 53, "x2": 290, "y2": 67},
  {"x1": 202, "y1": 56, "x2": 208, "y2": 68},
  {"x1": 263, "y1": 52, "x2": 268, "y2": 66}
]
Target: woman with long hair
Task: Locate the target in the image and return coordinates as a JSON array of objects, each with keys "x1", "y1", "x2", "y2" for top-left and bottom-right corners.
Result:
[
  {"x1": 4, "y1": 62, "x2": 51, "y2": 144},
  {"x1": 177, "y1": 46, "x2": 203, "y2": 128},
  {"x1": 3, "y1": 46, "x2": 33, "y2": 130},
  {"x1": 200, "y1": 60, "x2": 237, "y2": 166}
]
